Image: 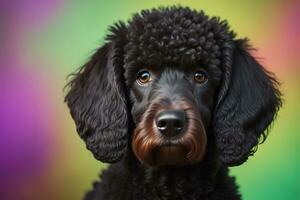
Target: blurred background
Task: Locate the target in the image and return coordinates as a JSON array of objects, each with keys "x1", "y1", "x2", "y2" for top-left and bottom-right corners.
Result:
[{"x1": 1, "y1": 0, "x2": 299, "y2": 199}]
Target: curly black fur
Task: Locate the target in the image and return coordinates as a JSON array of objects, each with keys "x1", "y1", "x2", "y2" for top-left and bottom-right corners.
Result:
[{"x1": 65, "y1": 6, "x2": 282, "y2": 200}]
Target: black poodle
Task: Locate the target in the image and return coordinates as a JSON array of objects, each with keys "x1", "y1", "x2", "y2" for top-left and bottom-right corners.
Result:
[{"x1": 65, "y1": 6, "x2": 282, "y2": 200}]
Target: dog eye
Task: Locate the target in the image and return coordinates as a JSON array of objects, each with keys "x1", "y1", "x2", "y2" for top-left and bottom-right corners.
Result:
[
  {"x1": 194, "y1": 70, "x2": 208, "y2": 84},
  {"x1": 136, "y1": 70, "x2": 152, "y2": 85}
]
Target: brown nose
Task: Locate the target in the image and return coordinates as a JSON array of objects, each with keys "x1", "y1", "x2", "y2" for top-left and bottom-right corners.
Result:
[{"x1": 155, "y1": 110, "x2": 186, "y2": 137}]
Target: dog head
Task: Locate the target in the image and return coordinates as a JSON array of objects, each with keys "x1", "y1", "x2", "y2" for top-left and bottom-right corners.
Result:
[{"x1": 65, "y1": 7, "x2": 281, "y2": 167}]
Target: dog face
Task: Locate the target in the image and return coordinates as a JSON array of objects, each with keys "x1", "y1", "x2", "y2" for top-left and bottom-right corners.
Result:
[
  {"x1": 65, "y1": 7, "x2": 281, "y2": 167},
  {"x1": 129, "y1": 66, "x2": 218, "y2": 166}
]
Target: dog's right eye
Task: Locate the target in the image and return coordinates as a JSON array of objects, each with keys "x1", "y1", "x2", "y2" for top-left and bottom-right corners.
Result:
[{"x1": 136, "y1": 70, "x2": 152, "y2": 86}]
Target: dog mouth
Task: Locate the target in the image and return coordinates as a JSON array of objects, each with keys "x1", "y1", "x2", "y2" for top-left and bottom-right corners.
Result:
[
  {"x1": 153, "y1": 144, "x2": 187, "y2": 166},
  {"x1": 132, "y1": 122, "x2": 207, "y2": 166},
  {"x1": 132, "y1": 101, "x2": 207, "y2": 167}
]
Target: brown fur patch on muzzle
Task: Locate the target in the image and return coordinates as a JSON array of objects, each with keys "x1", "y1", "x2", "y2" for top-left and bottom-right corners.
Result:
[{"x1": 132, "y1": 99, "x2": 207, "y2": 166}]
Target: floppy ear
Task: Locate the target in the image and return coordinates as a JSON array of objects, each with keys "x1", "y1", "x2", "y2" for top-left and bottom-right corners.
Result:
[
  {"x1": 213, "y1": 39, "x2": 282, "y2": 166},
  {"x1": 65, "y1": 23, "x2": 129, "y2": 163}
]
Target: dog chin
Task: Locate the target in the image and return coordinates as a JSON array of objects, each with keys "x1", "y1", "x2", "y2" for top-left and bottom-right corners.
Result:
[{"x1": 153, "y1": 145, "x2": 187, "y2": 166}]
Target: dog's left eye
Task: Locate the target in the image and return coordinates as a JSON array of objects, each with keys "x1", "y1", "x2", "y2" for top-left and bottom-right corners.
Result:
[
  {"x1": 136, "y1": 70, "x2": 152, "y2": 86},
  {"x1": 194, "y1": 70, "x2": 208, "y2": 84}
]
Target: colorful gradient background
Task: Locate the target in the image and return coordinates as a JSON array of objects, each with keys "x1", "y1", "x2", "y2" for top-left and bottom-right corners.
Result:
[{"x1": 1, "y1": 0, "x2": 299, "y2": 199}]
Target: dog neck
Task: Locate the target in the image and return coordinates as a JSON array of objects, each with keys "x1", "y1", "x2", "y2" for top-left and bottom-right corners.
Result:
[
  {"x1": 122, "y1": 146, "x2": 240, "y2": 199},
  {"x1": 132, "y1": 164, "x2": 219, "y2": 199}
]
